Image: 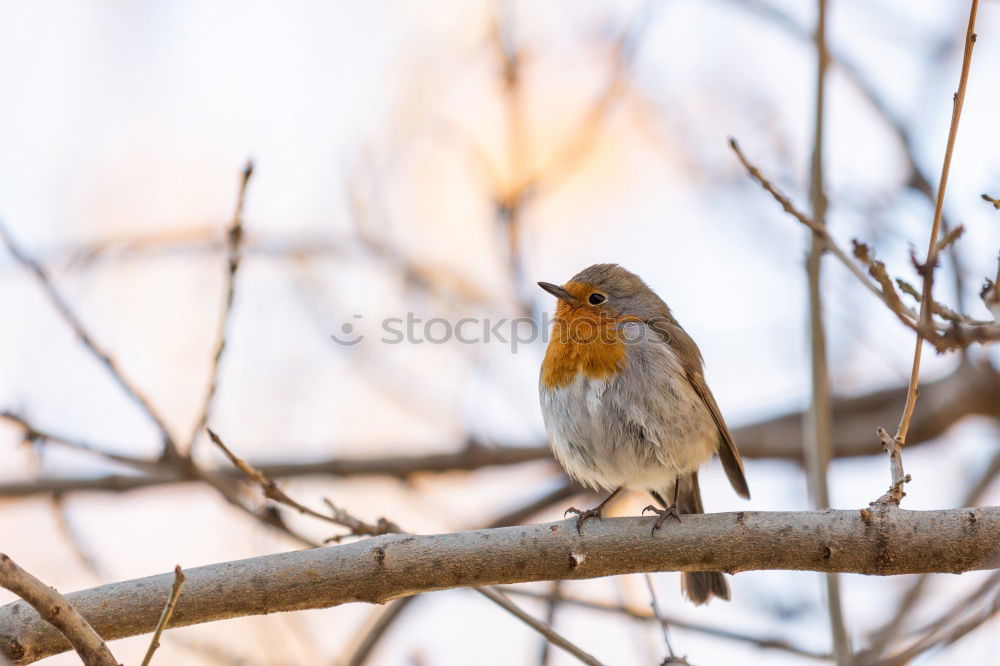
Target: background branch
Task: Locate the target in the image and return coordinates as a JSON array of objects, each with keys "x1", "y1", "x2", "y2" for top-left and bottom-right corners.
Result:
[
  {"x1": 0, "y1": 221, "x2": 180, "y2": 460},
  {"x1": 186, "y1": 160, "x2": 254, "y2": 456},
  {"x1": 4, "y1": 361, "x2": 995, "y2": 499}
]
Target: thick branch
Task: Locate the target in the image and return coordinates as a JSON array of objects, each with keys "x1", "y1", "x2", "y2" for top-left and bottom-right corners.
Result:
[
  {"x1": 2, "y1": 508, "x2": 998, "y2": 664},
  {"x1": 0, "y1": 554, "x2": 118, "y2": 666}
]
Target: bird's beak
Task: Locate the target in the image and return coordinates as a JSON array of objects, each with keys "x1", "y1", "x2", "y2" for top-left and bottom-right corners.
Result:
[{"x1": 537, "y1": 281, "x2": 574, "y2": 302}]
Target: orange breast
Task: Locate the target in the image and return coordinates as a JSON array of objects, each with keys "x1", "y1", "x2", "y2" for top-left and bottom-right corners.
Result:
[{"x1": 541, "y1": 298, "x2": 627, "y2": 389}]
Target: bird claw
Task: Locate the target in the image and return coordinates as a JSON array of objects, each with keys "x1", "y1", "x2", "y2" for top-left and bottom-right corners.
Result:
[
  {"x1": 564, "y1": 506, "x2": 604, "y2": 534},
  {"x1": 643, "y1": 504, "x2": 681, "y2": 535}
]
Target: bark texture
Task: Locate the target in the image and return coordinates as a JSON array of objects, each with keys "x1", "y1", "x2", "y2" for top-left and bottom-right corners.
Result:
[{"x1": 2, "y1": 507, "x2": 998, "y2": 664}]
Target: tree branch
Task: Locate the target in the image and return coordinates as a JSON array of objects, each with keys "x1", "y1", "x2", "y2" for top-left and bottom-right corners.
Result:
[
  {"x1": 139, "y1": 565, "x2": 185, "y2": 666},
  {"x1": 497, "y1": 586, "x2": 829, "y2": 660},
  {"x1": 3, "y1": 361, "x2": 997, "y2": 499},
  {"x1": 0, "y1": 553, "x2": 118, "y2": 666},
  {"x1": 0, "y1": 220, "x2": 180, "y2": 460},
  {"x1": 206, "y1": 428, "x2": 400, "y2": 541},
  {"x1": 474, "y1": 587, "x2": 605, "y2": 666},
  {"x1": 186, "y1": 160, "x2": 254, "y2": 456},
  {"x1": 893, "y1": 0, "x2": 979, "y2": 460},
  {"x1": 2, "y1": 508, "x2": 998, "y2": 664}
]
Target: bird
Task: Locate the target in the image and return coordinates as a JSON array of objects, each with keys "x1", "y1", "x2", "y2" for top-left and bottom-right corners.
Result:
[{"x1": 537, "y1": 263, "x2": 750, "y2": 605}]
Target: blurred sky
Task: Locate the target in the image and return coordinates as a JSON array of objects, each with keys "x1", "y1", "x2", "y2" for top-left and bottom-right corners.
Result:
[{"x1": 1, "y1": 1, "x2": 999, "y2": 664}]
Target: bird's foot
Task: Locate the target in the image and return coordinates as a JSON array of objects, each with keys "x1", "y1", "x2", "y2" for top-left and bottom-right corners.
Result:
[
  {"x1": 564, "y1": 505, "x2": 605, "y2": 535},
  {"x1": 643, "y1": 504, "x2": 681, "y2": 535}
]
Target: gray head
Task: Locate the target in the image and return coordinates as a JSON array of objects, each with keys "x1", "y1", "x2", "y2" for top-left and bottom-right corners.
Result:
[{"x1": 537, "y1": 263, "x2": 671, "y2": 321}]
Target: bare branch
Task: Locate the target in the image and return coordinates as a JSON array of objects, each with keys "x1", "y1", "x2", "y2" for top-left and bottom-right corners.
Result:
[
  {"x1": 643, "y1": 573, "x2": 678, "y2": 663},
  {"x1": 872, "y1": 427, "x2": 912, "y2": 506},
  {"x1": 719, "y1": 0, "x2": 972, "y2": 310},
  {"x1": 895, "y1": 278, "x2": 968, "y2": 324},
  {"x1": 730, "y1": 138, "x2": 999, "y2": 355},
  {"x1": 475, "y1": 587, "x2": 605, "y2": 666},
  {"x1": 2, "y1": 509, "x2": 999, "y2": 664},
  {"x1": 497, "y1": 586, "x2": 829, "y2": 660},
  {"x1": 187, "y1": 160, "x2": 254, "y2": 456},
  {"x1": 0, "y1": 220, "x2": 179, "y2": 459},
  {"x1": 139, "y1": 565, "x2": 186, "y2": 666},
  {"x1": 982, "y1": 255, "x2": 1000, "y2": 321},
  {"x1": 0, "y1": 553, "x2": 119, "y2": 666},
  {"x1": 3, "y1": 361, "x2": 997, "y2": 499},
  {"x1": 207, "y1": 428, "x2": 400, "y2": 540},
  {"x1": 50, "y1": 496, "x2": 106, "y2": 580},
  {"x1": 894, "y1": 0, "x2": 980, "y2": 453},
  {"x1": 876, "y1": 571, "x2": 1000, "y2": 665},
  {"x1": 537, "y1": 580, "x2": 563, "y2": 666},
  {"x1": 341, "y1": 598, "x2": 414, "y2": 666},
  {"x1": 804, "y1": 1, "x2": 851, "y2": 660},
  {"x1": 0, "y1": 411, "x2": 157, "y2": 472},
  {"x1": 729, "y1": 138, "x2": 918, "y2": 324}
]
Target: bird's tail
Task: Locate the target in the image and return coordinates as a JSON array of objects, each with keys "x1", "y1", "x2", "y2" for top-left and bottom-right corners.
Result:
[{"x1": 671, "y1": 472, "x2": 731, "y2": 605}]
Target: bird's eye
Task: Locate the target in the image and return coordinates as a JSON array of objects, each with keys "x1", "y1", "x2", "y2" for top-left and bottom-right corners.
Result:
[{"x1": 588, "y1": 293, "x2": 606, "y2": 305}]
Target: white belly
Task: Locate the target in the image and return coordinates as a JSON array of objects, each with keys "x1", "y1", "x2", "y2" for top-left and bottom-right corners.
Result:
[{"x1": 539, "y1": 333, "x2": 718, "y2": 493}]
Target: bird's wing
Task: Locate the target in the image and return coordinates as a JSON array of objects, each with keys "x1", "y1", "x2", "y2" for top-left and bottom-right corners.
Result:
[{"x1": 648, "y1": 318, "x2": 750, "y2": 499}]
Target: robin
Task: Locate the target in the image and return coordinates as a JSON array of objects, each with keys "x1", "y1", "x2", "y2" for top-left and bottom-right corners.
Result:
[{"x1": 538, "y1": 263, "x2": 750, "y2": 605}]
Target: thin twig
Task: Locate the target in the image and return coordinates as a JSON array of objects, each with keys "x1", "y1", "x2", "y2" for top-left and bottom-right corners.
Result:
[
  {"x1": 873, "y1": 427, "x2": 911, "y2": 506},
  {"x1": 497, "y1": 586, "x2": 830, "y2": 660},
  {"x1": 719, "y1": 0, "x2": 973, "y2": 313},
  {"x1": 341, "y1": 598, "x2": 415, "y2": 666},
  {"x1": 731, "y1": 137, "x2": 1000, "y2": 353},
  {"x1": 895, "y1": 593, "x2": 1000, "y2": 663},
  {"x1": 877, "y1": 572, "x2": 1000, "y2": 665},
  {"x1": 981, "y1": 254, "x2": 999, "y2": 321},
  {"x1": 894, "y1": 0, "x2": 979, "y2": 449},
  {"x1": 538, "y1": 581, "x2": 564, "y2": 666},
  {"x1": 3, "y1": 419, "x2": 308, "y2": 554},
  {"x1": 643, "y1": 574, "x2": 678, "y2": 663},
  {"x1": 728, "y1": 139, "x2": 915, "y2": 321},
  {"x1": 50, "y1": 495, "x2": 106, "y2": 580},
  {"x1": 907, "y1": 570, "x2": 1000, "y2": 637},
  {"x1": 475, "y1": 587, "x2": 606, "y2": 666},
  {"x1": 0, "y1": 220, "x2": 180, "y2": 460},
  {"x1": 0, "y1": 553, "x2": 119, "y2": 666},
  {"x1": 140, "y1": 565, "x2": 186, "y2": 666},
  {"x1": 895, "y1": 277, "x2": 970, "y2": 324},
  {"x1": 0, "y1": 411, "x2": 159, "y2": 472},
  {"x1": 187, "y1": 160, "x2": 254, "y2": 456},
  {"x1": 206, "y1": 428, "x2": 401, "y2": 540}
]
